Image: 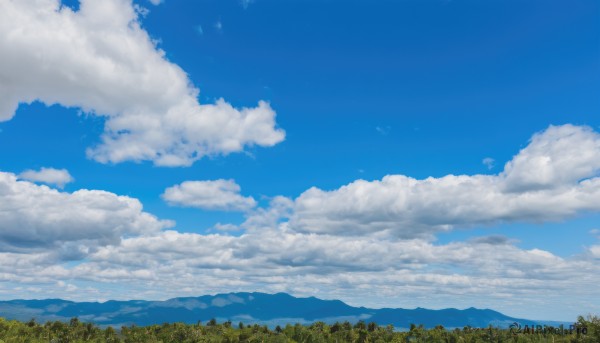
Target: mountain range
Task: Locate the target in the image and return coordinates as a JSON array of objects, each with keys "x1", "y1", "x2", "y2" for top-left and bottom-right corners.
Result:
[{"x1": 0, "y1": 292, "x2": 569, "y2": 329}]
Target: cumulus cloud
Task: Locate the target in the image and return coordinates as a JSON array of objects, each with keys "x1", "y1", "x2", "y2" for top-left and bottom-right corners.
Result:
[
  {"x1": 162, "y1": 179, "x2": 256, "y2": 212},
  {"x1": 291, "y1": 125, "x2": 600, "y2": 237},
  {"x1": 2, "y1": 227, "x2": 598, "y2": 319},
  {"x1": 0, "y1": 0, "x2": 284, "y2": 166},
  {"x1": 82, "y1": 230, "x2": 565, "y2": 278},
  {"x1": 0, "y1": 171, "x2": 172, "y2": 256},
  {"x1": 588, "y1": 245, "x2": 600, "y2": 258},
  {"x1": 501, "y1": 124, "x2": 600, "y2": 192},
  {"x1": 2, "y1": 125, "x2": 600, "y2": 320},
  {"x1": 18, "y1": 167, "x2": 73, "y2": 188}
]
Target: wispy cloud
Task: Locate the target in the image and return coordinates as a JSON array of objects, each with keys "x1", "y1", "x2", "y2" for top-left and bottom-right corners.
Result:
[
  {"x1": 482, "y1": 157, "x2": 495, "y2": 169},
  {"x1": 375, "y1": 125, "x2": 391, "y2": 136},
  {"x1": 240, "y1": 0, "x2": 254, "y2": 9}
]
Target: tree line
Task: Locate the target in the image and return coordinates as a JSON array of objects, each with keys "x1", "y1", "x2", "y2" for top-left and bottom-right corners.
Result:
[{"x1": 0, "y1": 315, "x2": 598, "y2": 342}]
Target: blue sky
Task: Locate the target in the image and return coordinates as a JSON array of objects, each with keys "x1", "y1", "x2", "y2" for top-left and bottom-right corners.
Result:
[{"x1": 0, "y1": 0, "x2": 599, "y2": 322}]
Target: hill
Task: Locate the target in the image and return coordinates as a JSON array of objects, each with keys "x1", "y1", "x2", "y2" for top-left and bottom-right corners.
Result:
[{"x1": 0, "y1": 292, "x2": 564, "y2": 329}]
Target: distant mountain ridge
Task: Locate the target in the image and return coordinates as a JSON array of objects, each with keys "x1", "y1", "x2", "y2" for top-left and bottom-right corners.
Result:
[{"x1": 0, "y1": 292, "x2": 566, "y2": 329}]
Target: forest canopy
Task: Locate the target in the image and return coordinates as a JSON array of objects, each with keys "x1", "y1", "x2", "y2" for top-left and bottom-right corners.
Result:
[{"x1": 0, "y1": 315, "x2": 598, "y2": 342}]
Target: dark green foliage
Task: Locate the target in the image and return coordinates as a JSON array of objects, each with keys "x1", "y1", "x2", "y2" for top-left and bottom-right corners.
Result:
[{"x1": 0, "y1": 315, "x2": 598, "y2": 342}]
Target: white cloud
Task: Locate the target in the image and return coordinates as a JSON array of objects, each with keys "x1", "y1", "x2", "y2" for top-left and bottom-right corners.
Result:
[
  {"x1": 162, "y1": 179, "x2": 256, "y2": 212},
  {"x1": 215, "y1": 19, "x2": 223, "y2": 32},
  {"x1": 18, "y1": 167, "x2": 73, "y2": 188},
  {"x1": 241, "y1": 196, "x2": 294, "y2": 230},
  {"x1": 501, "y1": 124, "x2": 600, "y2": 192},
  {"x1": 375, "y1": 125, "x2": 390, "y2": 136},
  {"x1": 133, "y1": 4, "x2": 150, "y2": 17},
  {"x1": 240, "y1": 0, "x2": 254, "y2": 9},
  {"x1": 1, "y1": 125, "x2": 600, "y2": 320},
  {"x1": 0, "y1": 171, "x2": 172, "y2": 256},
  {"x1": 0, "y1": 0, "x2": 284, "y2": 166},
  {"x1": 589, "y1": 245, "x2": 600, "y2": 259},
  {"x1": 212, "y1": 223, "x2": 241, "y2": 232},
  {"x1": 148, "y1": 0, "x2": 162, "y2": 5},
  {"x1": 482, "y1": 157, "x2": 495, "y2": 170},
  {"x1": 291, "y1": 125, "x2": 600, "y2": 237},
  {"x1": 2, "y1": 227, "x2": 597, "y2": 320}
]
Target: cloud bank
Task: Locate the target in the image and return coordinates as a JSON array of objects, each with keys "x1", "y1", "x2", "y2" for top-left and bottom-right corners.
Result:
[
  {"x1": 291, "y1": 125, "x2": 600, "y2": 237},
  {"x1": 1, "y1": 125, "x2": 599, "y2": 319},
  {"x1": 0, "y1": 171, "x2": 172, "y2": 256},
  {"x1": 0, "y1": 0, "x2": 284, "y2": 166}
]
